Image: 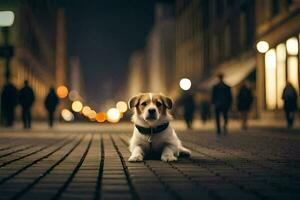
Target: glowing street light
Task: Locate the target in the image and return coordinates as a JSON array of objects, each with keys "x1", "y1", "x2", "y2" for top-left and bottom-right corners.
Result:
[
  {"x1": 56, "y1": 85, "x2": 69, "y2": 98},
  {"x1": 0, "y1": 11, "x2": 15, "y2": 81},
  {"x1": 72, "y1": 100, "x2": 83, "y2": 112},
  {"x1": 256, "y1": 41, "x2": 269, "y2": 53},
  {"x1": 179, "y1": 78, "x2": 192, "y2": 91},
  {"x1": 116, "y1": 101, "x2": 128, "y2": 113},
  {"x1": 107, "y1": 108, "x2": 121, "y2": 123},
  {"x1": 0, "y1": 11, "x2": 15, "y2": 27},
  {"x1": 61, "y1": 109, "x2": 74, "y2": 122}
]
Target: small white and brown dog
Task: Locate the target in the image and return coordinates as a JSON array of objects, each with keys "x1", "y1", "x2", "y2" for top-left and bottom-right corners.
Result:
[{"x1": 128, "y1": 93, "x2": 191, "y2": 162}]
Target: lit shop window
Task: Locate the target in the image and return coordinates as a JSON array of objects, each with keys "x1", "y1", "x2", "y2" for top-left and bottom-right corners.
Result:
[
  {"x1": 265, "y1": 35, "x2": 299, "y2": 110},
  {"x1": 276, "y1": 43, "x2": 286, "y2": 108},
  {"x1": 286, "y1": 37, "x2": 299, "y2": 93},
  {"x1": 265, "y1": 49, "x2": 277, "y2": 110}
]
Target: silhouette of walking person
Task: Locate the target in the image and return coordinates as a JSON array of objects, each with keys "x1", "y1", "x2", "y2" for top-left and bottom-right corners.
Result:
[
  {"x1": 282, "y1": 82, "x2": 298, "y2": 128},
  {"x1": 0, "y1": 81, "x2": 18, "y2": 127},
  {"x1": 211, "y1": 74, "x2": 232, "y2": 134},
  {"x1": 237, "y1": 82, "x2": 253, "y2": 130},
  {"x1": 44, "y1": 87, "x2": 59, "y2": 127},
  {"x1": 199, "y1": 100, "x2": 210, "y2": 125},
  {"x1": 19, "y1": 80, "x2": 35, "y2": 129},
  {"x1": 178, "y1": 91, "x2": 195, "y2": 129}
]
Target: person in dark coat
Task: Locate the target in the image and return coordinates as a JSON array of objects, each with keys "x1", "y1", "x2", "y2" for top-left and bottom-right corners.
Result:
[
  {"x1": 0, "y1": 82, "x2": 18, "y2": 127},
  {"x1": 237, "y1": 83, "x2": 253, "y2": 130},
  {"x1": 44, "y1": 87, "x2": 59, "y2": 127},
  {"x1": 178, "y1": 91, "x2": 196, "y2": 129},
  {"x1": 282, "y1": 82, "x2": 298, "y2": 128},
  {"x1": 199, "y1": 100, "x2": 210, "y2": 124},
  {"x1": 19, "y1": 80, "x2": 35, "y2": 129},
  {"x1": 211, "y1": 74, "x2": 232, "y2": 134}
]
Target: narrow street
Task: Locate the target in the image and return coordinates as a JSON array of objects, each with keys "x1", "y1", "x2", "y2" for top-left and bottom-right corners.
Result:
[{"x1": 0, "y1": 124, "x2": 299, "y2": 200}]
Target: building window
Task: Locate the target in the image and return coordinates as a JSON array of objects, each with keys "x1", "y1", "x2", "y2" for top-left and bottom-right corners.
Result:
[
  {"x1": 202, "y1": 0, "x2": 210, "y2": 30},
  {"x1": 240, "y1": 12, "x2": 247, "y2": 48},
  {"x1": 271, "y1": 0, "x2": 280, "y2": 16},
  {"x1": 224, "y1": 25, "x2": 231, "y2": 58},
  {"x1": 264, "y1": 35, "x2": 299, "y2": 110},
  {"x1": 216, "y1": 0, "x2": 224, "y2": 17}
]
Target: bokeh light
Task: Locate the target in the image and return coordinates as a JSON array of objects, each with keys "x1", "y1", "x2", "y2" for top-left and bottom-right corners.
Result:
[
  {"x1": 82, "y1": 106, "x2": 91, "y2": 116},
  {"x1": 96, "y1": 112, "x2": 106, "y2": 122},
  {"x1": 56, "y1": 85, "x2": 69, "y2": 99},
  {"x1": 69, "y1": 90, "x2": 80, "y2": 101},
  {"x1": 116, "y1": 101, "x2": 128, "y2": 113},
  {"x1": 72, "y1": 100, "x2": 83, "y2": 112},
  {"x1": 61, "y1": 109, "x2": 74, "y2": 122},
  {"x1": 256, "y1": 41, "x2": 269, "y2": 53},
  {"x1": 88, "y1": 110, "x2": 97, "y2": 120},
  {"x1": 107, "y1": 108, "x2": 121, "y2": 123},
  {"x1": 179, "y1": 78, "x2": 192, "y2": 91}
]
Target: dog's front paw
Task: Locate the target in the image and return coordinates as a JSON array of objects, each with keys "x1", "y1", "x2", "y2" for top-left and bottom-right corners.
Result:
[
  {"x1": 128, "y1": 154, "x2": 144, "y2": 162},
  {"x1": 161, "y1": 154, "x2": 177, "y2": 162}
]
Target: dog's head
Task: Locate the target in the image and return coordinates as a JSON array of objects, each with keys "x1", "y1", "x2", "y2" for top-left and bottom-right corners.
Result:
[{"x1": 128, "y1": 93, "x2": 173, "y2": 126}]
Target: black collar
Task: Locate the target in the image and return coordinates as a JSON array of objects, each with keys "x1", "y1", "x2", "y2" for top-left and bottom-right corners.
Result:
[{"x1": 135, "y1": 122, "x2": 169, "y2": 135}]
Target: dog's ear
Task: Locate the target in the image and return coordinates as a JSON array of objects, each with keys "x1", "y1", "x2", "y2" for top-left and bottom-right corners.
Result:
[
  {"x1": 128, "y1": 94, "x2": 142, "y2": 109},
  {"x1": 161, "y1": 95, "x2": 173, "y2": 109}
]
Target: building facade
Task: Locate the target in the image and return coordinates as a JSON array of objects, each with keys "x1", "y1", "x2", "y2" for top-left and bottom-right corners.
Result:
[
  {"x1": 145, "y1": 3, "x2": 176, "y2": 95},
  {"x1": 256, "y1": 0, "x2": 300, "y2": 119},
  {"x1": 0, "y1": 0, "x2": 67, "y2": 119},
  {"x1": 175, "y1": 0, "x2": 300, "y2": 119},
  {"x1": 176, "y1": 0, "x2": 256, "y2": 94}
]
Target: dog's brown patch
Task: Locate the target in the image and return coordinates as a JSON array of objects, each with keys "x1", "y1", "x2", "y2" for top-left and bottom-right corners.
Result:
[{"x1": 129, "y1": 93, "x2": 173, "y2": 115}]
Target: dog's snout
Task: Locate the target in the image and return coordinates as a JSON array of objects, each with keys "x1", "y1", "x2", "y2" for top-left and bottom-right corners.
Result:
[{"x1": 148, "y1": 109, "x2": 156, "y2": 114}]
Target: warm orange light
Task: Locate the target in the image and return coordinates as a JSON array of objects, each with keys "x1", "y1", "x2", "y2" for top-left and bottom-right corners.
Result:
[
  {"x1": 88, "y1": 110, "x2": 97, "y2": 120},
  {"x1": 56, "y1": 85, "x2": 69, "y2": 98},
  {"x1": 96, "y1": 112, "x2": 106, "y2": 122},
  {"x1": 82, "y1": 106, "x2": 91, "y2": 116}
]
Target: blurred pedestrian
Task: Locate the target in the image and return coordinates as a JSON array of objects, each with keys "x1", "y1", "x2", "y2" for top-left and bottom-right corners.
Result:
[
  {"x1": 282, "y1": 82, "x2": 298, "y2": 128},
  {"x1": 178, "y1": 91, "x2": 195, "y2": 129},
  {"x1": 237, "y1": 83, "x2": 253, "y2": 130},
  {"x1": 199, "y1": 100, "x2": 210, "y2": 124},
  {"x1": 19, "y1": 80, "x2": 35, "y2": 129},
  {"x1": 0, "y1": 81, "x2": 18, "y2": 127},
  {"x1": 211, "y1": 74, "x2": 232, "y2": 134},
  {"x1": 44, "y1": 87, "x2": 59, "y2": 127}
]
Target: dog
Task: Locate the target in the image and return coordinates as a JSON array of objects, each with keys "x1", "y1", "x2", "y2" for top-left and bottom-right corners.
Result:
[{"x1": 128, "y1": 93, "x2": 191, "y2": 162}]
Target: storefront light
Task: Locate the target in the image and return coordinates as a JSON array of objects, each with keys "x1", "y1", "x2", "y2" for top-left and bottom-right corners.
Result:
[
  {"x1": 286, "y1": 37, "x2": 298, "y2": 55},
  {"x1": 276, "y1": 43, "x2": 286, "y2": 108},
  {"x1": 287, "y1": 56, "x2": 299, "y2": 92},
  {"x1": 256, "y1": 41, "x2": 269, "y2": 53},
  {"x1": 265, "y1": 49, "x2": 277, "y2": 110}
]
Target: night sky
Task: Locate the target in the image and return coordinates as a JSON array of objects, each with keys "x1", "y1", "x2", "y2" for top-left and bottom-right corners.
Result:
[{"x1": 63, "y1": 0, "x2": 174, "y2": 109}]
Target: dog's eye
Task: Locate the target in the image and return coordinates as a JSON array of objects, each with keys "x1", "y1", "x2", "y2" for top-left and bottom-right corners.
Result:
[
  {"x1": 156, "y1": 102, "x2": 162, "y2": 107},
  {"x1": 141, "y1": 102, "x2": 147, "y2": 106}
]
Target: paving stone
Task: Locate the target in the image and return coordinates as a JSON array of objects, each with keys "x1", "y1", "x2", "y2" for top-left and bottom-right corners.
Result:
[{"x1": 0, "y1": 129, "x2": 299, "y2": 200}]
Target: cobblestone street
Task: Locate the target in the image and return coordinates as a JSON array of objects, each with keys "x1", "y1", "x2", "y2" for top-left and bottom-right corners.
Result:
[{"x1": 0, "y1": 125, "x2": 299, "y2": 200}]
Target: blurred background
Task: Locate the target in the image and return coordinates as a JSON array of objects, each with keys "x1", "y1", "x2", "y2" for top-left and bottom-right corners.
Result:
[{"x1": 0, "y1": 0, "x2": 299, "y2": 126}]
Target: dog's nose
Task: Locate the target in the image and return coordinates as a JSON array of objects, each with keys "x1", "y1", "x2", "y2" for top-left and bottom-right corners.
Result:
[{"x1": 148, "y1": 109, "x2": 156, "y2": 114}]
